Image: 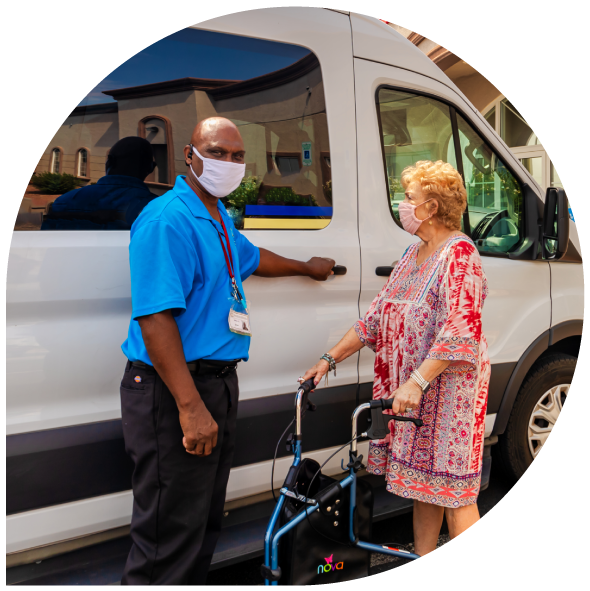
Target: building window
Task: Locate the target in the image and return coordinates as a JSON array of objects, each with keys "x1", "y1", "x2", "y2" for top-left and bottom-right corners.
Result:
[
  {"x1": 483, "y1": 96, "x2": 561, "y2": 191},
  {"x1": 139, "y1": 116, "x2": 174, "y2": 186},
  {"x1": 77, "y1": 148, "x2": 88, "y2": 177},
  {"x1": 50, "y1": 148, "x2": 62, "y2": 174},
  {"x1": 267, "y1": 153, "x2": 302, "y2": 176}
]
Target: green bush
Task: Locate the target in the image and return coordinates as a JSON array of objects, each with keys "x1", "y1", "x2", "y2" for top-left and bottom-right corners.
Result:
[
  {"x1": 31, "y1": 172, "x2": 84, "y2": 195},
  {"x1": 265, "y1": 186, "x2": 299, "y2": 204},
  {"x1": 225, "y1": 176, "x2": 261, "y2": 210},
  {"x1": 265, "y1": 187, "x2": 318, "y2": 206}
]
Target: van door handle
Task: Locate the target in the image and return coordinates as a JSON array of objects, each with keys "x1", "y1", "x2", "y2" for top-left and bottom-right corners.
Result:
[
  {"x1": 375, "y1": 261, "x2": 398, "y2": 277},
  {"x1": 332, "y1": 265, "x2": 347, "y2": 275},
  {"x1": 375, "y1": 266, "x2": 394, "y2": 276}
]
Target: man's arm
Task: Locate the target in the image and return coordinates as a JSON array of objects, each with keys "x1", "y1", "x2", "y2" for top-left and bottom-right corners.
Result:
[
  {"x1": 253, "y1": 247, "x2": 335, "y2": 281},
  {"x1": 138, "y1": 310, "x2": 218, "y2": 456}
]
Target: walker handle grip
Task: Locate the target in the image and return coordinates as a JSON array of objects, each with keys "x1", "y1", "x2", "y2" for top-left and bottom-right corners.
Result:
[
  {"x1": 298, "y1": 378, "x2": 316, "y2": 395},
  {"x1": 371, "y1": 399, "x2": 423, "y2": 427},
  {"x1": 296, "y1": 378, "x2": 317, "y2": 414}
]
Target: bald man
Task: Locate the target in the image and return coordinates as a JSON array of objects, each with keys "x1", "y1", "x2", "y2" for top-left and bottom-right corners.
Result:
[{"x1": 119, "y1": 117, "x2": 334, "y2": 584}]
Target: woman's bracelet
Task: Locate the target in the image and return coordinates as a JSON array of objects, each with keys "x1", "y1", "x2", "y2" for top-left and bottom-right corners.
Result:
[{"x1": 320, "y1": 353, "x2": 337, "y2": 385}]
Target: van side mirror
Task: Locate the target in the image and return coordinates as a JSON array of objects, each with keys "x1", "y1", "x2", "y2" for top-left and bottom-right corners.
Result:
[{"x1": 542, "y1": 188, "x2": 569, "y2": 260}]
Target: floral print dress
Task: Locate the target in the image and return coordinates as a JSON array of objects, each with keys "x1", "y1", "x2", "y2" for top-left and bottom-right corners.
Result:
[{"x1": 354, "y1": 235, "x2": 490, "y2": 508}]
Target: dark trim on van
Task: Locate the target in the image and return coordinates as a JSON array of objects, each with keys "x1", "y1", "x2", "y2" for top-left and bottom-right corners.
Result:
[
  {"x1": 6, "y1": 436, "x2": 133, "y2": 515},
  {"x1": 549, "y1": 319, "x2": 584, "y2": 346},
  {"x1": 487, "y1": 362, "x2": 516, "y2": 414},
  {"x1": 6, "y1": 383, "x2": 367, "y2": 515},
  {"x1": 493, "y1": 331, "x2": 550, "y2": 436},
  {"x1": 488, "y1": 320, "x2": 584, "y2": 435}
]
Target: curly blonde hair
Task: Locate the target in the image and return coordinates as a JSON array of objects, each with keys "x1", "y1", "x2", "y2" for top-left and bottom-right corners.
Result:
[{"x1": 401, "y1": 160, "x2": 467, "y2": 230}]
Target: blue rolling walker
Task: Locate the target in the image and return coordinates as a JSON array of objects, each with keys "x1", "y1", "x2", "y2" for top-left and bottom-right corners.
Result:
[{"x1": 261, "y1": 378, "x2": 423, "y2": 585}]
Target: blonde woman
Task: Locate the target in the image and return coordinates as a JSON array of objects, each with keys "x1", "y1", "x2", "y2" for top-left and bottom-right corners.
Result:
[{"x1": 302, "y1": 160, "x2": 490, "y2": 556}]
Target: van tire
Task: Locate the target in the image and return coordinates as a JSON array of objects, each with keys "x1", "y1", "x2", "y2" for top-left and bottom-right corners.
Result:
[{"x1": 497, "y1": 353, "x2": 575, "y2": 482}]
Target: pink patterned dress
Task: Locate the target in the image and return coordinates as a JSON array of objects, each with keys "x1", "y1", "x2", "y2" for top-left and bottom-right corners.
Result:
[{"x1": 355, "y1": 235, "x2": 490, "y2": 508}]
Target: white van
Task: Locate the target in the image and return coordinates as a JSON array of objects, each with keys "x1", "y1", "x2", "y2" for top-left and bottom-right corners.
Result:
[{"x1": 6, "y1": 7, "x2": 582, "y2": 580}]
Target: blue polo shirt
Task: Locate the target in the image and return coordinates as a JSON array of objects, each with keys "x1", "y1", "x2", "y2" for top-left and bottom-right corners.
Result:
[{"x1": 121, "y1": 176, "x2": 260, "y2": 363}]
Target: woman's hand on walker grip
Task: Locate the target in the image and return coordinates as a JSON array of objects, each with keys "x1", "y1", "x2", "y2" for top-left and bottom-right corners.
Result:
[
  {"x1": 391, "y1": 380, "x2": 423, "y2": 414},
  {"x1": 301, "y1": 359, "x2": 331, "y2": 387}
]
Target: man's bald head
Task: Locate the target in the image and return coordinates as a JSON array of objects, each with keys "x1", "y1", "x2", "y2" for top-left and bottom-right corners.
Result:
[
  {"x1": 190, "y1": 117, "x2": 242, "y2": 147},
  {"x1": 184, "y1": 117, "x2": 245, "y2": 171}
]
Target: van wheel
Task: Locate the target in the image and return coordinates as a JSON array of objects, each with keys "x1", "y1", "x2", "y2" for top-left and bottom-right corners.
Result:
[{"x1": 497, "y1": 353, "x2": 575, "y2": 482}]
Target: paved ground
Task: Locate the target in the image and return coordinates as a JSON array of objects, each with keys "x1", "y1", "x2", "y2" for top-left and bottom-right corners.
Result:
[{"x1": 205, "y1": 459, "x2": 514, "y2": 585}]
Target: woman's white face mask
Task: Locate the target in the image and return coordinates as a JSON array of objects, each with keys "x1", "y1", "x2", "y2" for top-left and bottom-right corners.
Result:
[{"x1": 189, "y1": 144, "x2": 245, "y2": 198}]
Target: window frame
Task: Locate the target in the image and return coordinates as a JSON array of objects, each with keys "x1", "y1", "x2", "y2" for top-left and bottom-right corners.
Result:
[
  {"x1": 50, "y1": 147, "x2": 63, "y2": 174},
  {"x1": 375, "y1": 85, "x2": 532, "y2": 259},
  {"x1": 75, "y1": 147, "x2": 90, "y2": 179},
  {"x1": 138, "y1": 115, "x2": 175, "y2": 187},
  {"x1": 267, "y1": 152, "x2": 303, "y2": 176}
]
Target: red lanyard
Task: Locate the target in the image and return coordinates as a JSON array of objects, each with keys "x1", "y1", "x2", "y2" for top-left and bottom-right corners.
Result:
[
  {"x1": 217, "y1": 217, "x2": 243, "y2": 302},
  {"x1": 217, "y1": 217, "x2": 235, "y2": 281}
]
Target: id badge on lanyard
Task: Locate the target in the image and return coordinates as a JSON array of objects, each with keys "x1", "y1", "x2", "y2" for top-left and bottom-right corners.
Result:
[{"x1": 217, "y1": 217, "x2": 252, "y2": 336}]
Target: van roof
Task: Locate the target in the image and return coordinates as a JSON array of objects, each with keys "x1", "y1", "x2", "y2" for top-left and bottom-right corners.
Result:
[{"x1": 349, "y1": 13, "x2": 456, "y2": 89}]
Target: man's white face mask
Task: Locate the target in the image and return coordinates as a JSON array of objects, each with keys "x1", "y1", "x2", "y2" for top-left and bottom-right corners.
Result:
[{"x1": 189, "y1": 144, "x2": 245, "y2": 198}]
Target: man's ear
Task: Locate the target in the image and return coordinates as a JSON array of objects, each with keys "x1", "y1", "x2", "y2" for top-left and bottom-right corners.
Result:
[{"x1": 183, "y1": 144, "x2": 193, "y2": 166}]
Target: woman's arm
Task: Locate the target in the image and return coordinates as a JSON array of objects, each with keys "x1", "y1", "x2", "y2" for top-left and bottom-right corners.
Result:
[
  {"x1": 301, "y1": 326, "x2": 365, "y2": 386},
  {"x1": 390, "y1": 358, "x2": 451, "y2": 414}
]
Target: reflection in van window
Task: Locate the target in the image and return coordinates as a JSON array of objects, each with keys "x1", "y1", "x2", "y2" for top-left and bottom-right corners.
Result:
[
  {"x1": 15, "y1": 29, "x2": 332, "y2": 231},
  {"x1": 376, "y1": 88, "x2": 457, "y2": 228},
  {"x1": 456, "y1": 114, "x2": 523, "y2": 254},
  {"x1": 41, "y1": 137, "x2": 158, "y2": 231}
]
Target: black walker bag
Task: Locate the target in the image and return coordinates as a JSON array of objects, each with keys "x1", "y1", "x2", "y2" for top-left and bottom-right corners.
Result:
[{"x1": 276, "y1": 458, "x2": 373, "y2": 585}]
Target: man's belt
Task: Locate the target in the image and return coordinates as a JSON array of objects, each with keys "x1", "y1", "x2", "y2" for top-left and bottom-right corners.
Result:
[{"x1": 131, "y1": 359, "x2": 239, "y2": 378}]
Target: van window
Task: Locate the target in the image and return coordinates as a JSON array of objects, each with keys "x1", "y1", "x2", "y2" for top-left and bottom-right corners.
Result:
[
  {"x1": 456, "y1": 113, "x2": 523, "y2": 254},
  {"x1": 376, "y1": 88, "x2": 457, "y2": 228},
  {"x1": 15, "y1": 29, "x2": 331, "y2": 231}
]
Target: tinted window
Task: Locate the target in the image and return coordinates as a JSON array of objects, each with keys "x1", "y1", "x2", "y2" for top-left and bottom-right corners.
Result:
[
  {"x1": 16, "y1": 29, "x2": 331, "y2": 231},
  {"x1": 456, "y1": 113, "x2": 524, "y2": 254},
  {"x1": 377, "y1": 88, "x2": 457, "y2": 228}
]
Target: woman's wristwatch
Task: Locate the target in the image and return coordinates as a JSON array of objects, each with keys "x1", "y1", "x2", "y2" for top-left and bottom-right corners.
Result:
[{"x1": 409, "y1": 369, "x2": 430, "y2": 393}]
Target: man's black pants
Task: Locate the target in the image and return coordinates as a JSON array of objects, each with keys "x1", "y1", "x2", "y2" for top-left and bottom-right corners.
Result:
[{"x1": 119, "y1": 359, "x2": 239, "y2": 585}]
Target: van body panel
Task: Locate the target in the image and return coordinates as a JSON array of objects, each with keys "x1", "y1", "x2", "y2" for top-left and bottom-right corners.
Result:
[
  {"x1": 7, "y1": 231, "x2": 132, "y2": 434},
  {"x1": 550, "y1": 260, "x2": 584, "y2": 328}
]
